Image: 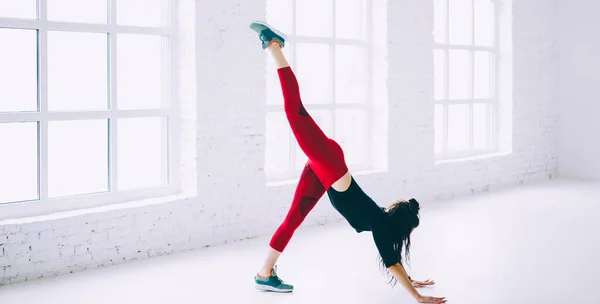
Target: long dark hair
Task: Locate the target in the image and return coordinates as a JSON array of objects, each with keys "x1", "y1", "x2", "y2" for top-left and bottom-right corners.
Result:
[{"x1": 378, "y1": 198, "x2": 420, "y2": 286}]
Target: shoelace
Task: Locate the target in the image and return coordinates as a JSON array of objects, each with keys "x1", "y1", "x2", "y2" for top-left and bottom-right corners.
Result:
[{"x1": 272, "y1": 274, "x2": 285, "y2": 285}]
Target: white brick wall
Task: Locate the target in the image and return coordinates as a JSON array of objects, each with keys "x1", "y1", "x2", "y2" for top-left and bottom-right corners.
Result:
[
  {"x1": 557, "y1": 0, "x2": 600, "y2": 179},
  {"x1": 0, "y1": 0, "x2": 559, "y2": 285}
]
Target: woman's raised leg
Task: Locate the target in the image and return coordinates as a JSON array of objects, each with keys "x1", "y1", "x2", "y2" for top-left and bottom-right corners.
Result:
[
  {"x1": 268, "y1": 43, "x2": 329, "y2": 160},
  {"x1": 267, "y1": 42, "x2": 348, "y2": 189}
]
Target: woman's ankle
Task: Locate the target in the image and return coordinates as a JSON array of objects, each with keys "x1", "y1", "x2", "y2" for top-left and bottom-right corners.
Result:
[
  {"x1": 269, "y1": 40, "x2": 284, "y2": 50},
  {"x1": 258, "y1": 268, "x2": 273, "y2": 278}
]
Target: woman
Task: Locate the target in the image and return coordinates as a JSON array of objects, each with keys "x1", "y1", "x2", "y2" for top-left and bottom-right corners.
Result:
[{"x1": 249, "y1": 21, "x2": 446, "y2": 304}]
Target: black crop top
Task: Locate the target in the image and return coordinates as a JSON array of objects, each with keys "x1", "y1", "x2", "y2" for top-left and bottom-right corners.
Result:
[{"x1": 327, "y1": 177, "x2": 400, "y2": 268}]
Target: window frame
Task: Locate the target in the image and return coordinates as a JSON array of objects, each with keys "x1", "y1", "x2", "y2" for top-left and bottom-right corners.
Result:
[
  {"x1": 0, "y1": 0, "x2": 181, "y2": 218},
  {"x1": 265, "y1": 0, "x2": 375, "y2": 182},
  {"x1": 434, "y1": 0, "x2": 500, "y2": 161}
]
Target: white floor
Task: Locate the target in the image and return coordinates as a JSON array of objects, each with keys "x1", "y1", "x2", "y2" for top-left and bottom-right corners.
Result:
[{"x1": 1, "y1": 179, "x2": 599, "y2": 304}]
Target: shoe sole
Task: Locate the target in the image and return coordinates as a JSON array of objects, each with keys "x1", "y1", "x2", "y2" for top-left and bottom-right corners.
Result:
[
  {"x1": 254, "y1": 284, "x2": 293, "y2": 293},
  {"x1": 249, "y1": 21, "x2": 288, "y2": 41}
]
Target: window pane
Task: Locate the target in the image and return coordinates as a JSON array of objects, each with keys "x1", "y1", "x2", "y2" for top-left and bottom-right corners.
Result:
[
  {"x1": 433, "y1": 0, "x2": 447, "y2": 43},
  {"x1": 335, "y1": 109, "x2": 368, "y2": 166},
  {"x1": 434, "y1": 104, "x2": 444, "y2": 154},
  {"x1": 295, "y1": 43, "x2": 331, "y2": 104},
  {"x1": 0, "y1": 29, "x2": 37, "y2": 112},
  {"x1": 449, "y1": 0, "x2": 472, "y2": 45},
  {"x1": 294, "y1": 110, "x2": 332, "y2": 170},
  {"x1": 265, "y1": 112, "x2": 290, "y2": 175},
  {"x1": 48, "y1": 31, "x2": 108, "y2": 111},
  {"x1": 117, "y1": 34, "x2": 167, "y2": 110},
  {"x1": 0, "y1": 122, "x2": 38, "y2": 204},
  {"x1": 47, "y1": 0, "x2": 107, "y2": 23},
  {"x1": 335, "y1": 0, "x2": 365, "y2": 39},
  {"x1": 296, "y1": 0, "x2": 333, "y2": 37},
  {"x1": 48, "y1": 120, "x2": 109, "y2": 198},
  {"x1": 118, "y1": 117, "x2": 168, "y2": 190},
  {"x1": 473, "y1": 103, "x2": 491, "y2": 149},
  {"x1": 117, "y1": 0, "x2": 167, "y2": 27},
  {"x1": 335, "y1": 45, "x2": 367, "y2": 103},
  {"x1": 267, "y1": 0, "x2": 292, "y2": 35},
  {"x1": 434, "y1": 50, "x2": 446, "y2": 100},
  {"x1": 474, "y1": 51, "x2": 492, "y2": 99},
  {"x1": 448, "y1": 50, "x2": 471, "y2": 100},
  {"x1": 447, "y1": 104, "x2": 468, "y2": 152},
  {"x1": 0, "y1": 0, "x2": 36, "y2": 18},
  {"x1": 474, "y1": 0, "x2": 495, "y2": 47},
  {"x1": 266, "y1": 47, "x2": 291, "y2": 106}
]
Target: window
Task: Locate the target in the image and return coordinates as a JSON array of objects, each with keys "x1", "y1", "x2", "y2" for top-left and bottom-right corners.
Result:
[
  {"x1": 0, "y1": 0, "x2": 180, "y2": 213},
  {"x1": 434, "y1": 0, "x2": 498, "y2": 159},
  {"x1": 265, "y1": 0, "x2": 376, "y2": 181}
]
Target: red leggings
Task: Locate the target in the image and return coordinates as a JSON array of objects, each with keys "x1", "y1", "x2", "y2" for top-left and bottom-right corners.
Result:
[{"x1": 269, "y1": 67, "x2": 348, "y2": 252}]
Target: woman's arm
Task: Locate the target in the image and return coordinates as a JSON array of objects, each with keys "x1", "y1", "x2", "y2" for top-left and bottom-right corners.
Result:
[
  {"x1": 388, "y1": 263, "x2": 421, "y2": 299},
  {"x1": 388, "y1": 264, "x2": 446, "y2": 304},
  {"x1": 370, "y1": 224, "x2": 444, "y2": 302}
]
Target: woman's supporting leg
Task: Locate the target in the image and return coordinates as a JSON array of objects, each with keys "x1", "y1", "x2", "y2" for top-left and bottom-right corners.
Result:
[
  {"x1": 267, "y1": 42, "x2": 348, "y2": 189},
  {"x1": 256, "y1": 163, "x2": 325, "y2": 289},
  {"x1": 268, "y1": 163, "x2": 325, "y2": 252},
  {"x1": 258, "y1": 248, "x2": 282, "y2": 278}
]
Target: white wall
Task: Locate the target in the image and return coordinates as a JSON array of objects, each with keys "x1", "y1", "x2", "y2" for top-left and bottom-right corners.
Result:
[
  {"x1": 0, "y1": 0, "x2": 558, "y2": 284},
  {"x1": 557, "y1": 0, "x2": 600, "y2": 180}
]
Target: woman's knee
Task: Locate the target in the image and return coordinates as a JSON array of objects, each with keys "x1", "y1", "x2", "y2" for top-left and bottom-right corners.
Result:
[{"x1": 280, "y1": 215, "x2": 304, "y2": 233}]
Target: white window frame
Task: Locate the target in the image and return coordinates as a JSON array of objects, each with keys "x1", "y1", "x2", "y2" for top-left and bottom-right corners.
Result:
[
  {"x1": 266, "y1": 0, "x2": 375, "y2": 181},
  {"x1": 434, "y1": 0, "x2": 500, "y2": 161},
  {"x1": 0, "y1": 0, "x2": 180, "y2": 218}
]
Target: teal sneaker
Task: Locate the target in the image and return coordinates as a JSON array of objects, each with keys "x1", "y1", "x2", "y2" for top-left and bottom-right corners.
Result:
[
  {"x1": 249, "y1": 21, "x2": 287, "y2": 49},
  {"x1": 254, "y1": 265, "x2": 294, "y2": 293}
]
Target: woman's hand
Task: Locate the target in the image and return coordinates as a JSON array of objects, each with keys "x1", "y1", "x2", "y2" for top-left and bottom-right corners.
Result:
[
  {"x1": 416, "y1": 295, "x2": 447, "y2": 303},
  {"x1": 413, "y1": 279, "x2": 444, "y2": 303},
  {"x1": 412, "y1": 279, "x2": 436, "y2": 288},
  {"x1": 387, "y1": 264, "x2": 446, "y2": 303}
]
